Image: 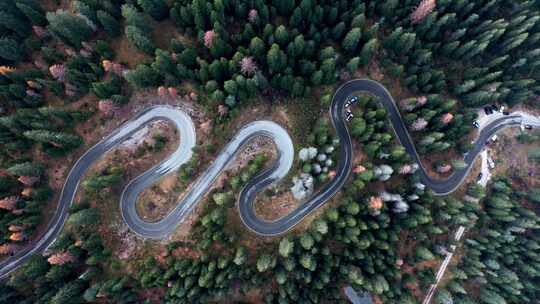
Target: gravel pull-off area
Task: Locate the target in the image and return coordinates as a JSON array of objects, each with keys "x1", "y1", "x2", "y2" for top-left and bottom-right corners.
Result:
[{"x1": 477, "y1": 150, "x2": 492, "y2": 187}]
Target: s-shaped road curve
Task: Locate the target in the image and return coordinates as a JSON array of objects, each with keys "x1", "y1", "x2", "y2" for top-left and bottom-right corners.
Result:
[{"x1": 1, "y1": 79, "x2": 536, "y2": 279}]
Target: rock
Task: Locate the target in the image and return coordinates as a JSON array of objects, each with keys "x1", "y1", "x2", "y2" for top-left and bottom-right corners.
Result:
[
  {"x1": 379, "y1": 152, "x2": 390, "y2": 159},
  {"x1": 407, "y1": 194, "x2": 420, "y2": 201},
  {"x1": 317, "y1": 153, "x2": 327, "y2": 162},
  {"x1": 437, "y1": 164, "x2": 452, "y2": 174},
  {"x1": 415, "y1": 182, "x2": 426, "y2": 191},
  {"x1": 328, "y1": 170, "x2": 336, "y2": 179},
  {"x1": 393, "y1": 200, "x2": 409, "y2": 213},
  {"x1": 291, "y1": 173, "x2": 314, "y2": 201},
  {"x1": 373, "y1": 164, "x2": 393, "y2": 181},
  {"x1": 353, "y1": 165, "x2": 366, "y2": 174},
  {"x1": 298, "y1": 148, "x2": 309, "y2": 161}
]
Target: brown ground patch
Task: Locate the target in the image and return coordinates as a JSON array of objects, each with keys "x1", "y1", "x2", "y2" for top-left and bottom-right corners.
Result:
[
  {"x1": 78, "y1": 120, "x2": 178, "y2": 259},
  {"x1": 31, "y1": 94, "x2": 200, "y2": 265},
  {"x1": 110, "y1": 36, "x2": 152, "y2": 69},
  {"x1": 254, "y1": 190, "x2": 297, "y2": 221},
  {"x1": 137, "y1": 135, "x2": 277, "y2": 224},
  {"x1": 151, "y1": 19, "x2": 195, "y2": 50},
  {"x1": 491, "y1": 128, "x2": 540, "y2": 187},
  {"x1": 354, "y1": 60, "x2": 471, "y2": 179}
]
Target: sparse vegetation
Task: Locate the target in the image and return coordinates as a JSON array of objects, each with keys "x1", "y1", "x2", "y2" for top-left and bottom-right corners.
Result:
[{"x1": 1, "y1": 0, "x2": 539, "y2": 303}]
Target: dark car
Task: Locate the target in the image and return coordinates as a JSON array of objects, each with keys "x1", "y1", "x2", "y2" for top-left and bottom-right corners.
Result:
[
  {"x1": 491, "y1": 104, "x2": 499, "y2": 112},
  {"x1": 484, "y1": 106, "x2": 493, "y2": 115},
  {"x1": 525, "y1": 124, "x2": 533, "y2": 130},
  {"x1": 477, "y1": 172, "x2": 483, "y2": 182},
  {"x1": 503, "y1": 111, "x2": 510, "y2": 115}
]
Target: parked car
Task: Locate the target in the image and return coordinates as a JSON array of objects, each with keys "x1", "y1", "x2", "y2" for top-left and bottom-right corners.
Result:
[
  {"x1": 488, "y1": 157, "x2": 495, "y2": 169},
  {"x1": 503, "y1": 111, "x2": 510, "y2": 115},
  {"x1": 473, "y1": 121, "x2": 480, "y2": 128},
  {"x1": 477, "y1": 172, "x2": 483, "y2": 182},
  {"x1": 349, "y1": 96, "x2": 359, "y2": 103},
  {"x1": 346, "y1": 112, "x2": 354, "y2": 121},
  {"x1": 484, "y1": 106, "x2": 493, "y2": 115},
  {"x1": 491, "y1": 104, "x2": 500, "y2": 112},
  {"x1": 525, "y1": 124, "x2": 533, "y2": 130}
]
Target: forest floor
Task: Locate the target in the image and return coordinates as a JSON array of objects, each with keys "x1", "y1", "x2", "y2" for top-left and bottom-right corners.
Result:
[
  {"x1": 491, "y1": 127, "x2": 540, "y2": 187},
  {"x1": 352, "y1": 60, "x2": 465, "y2": 180},
  {"x1": 421, "y1": 118, "x2": 540, "y2": 304}
]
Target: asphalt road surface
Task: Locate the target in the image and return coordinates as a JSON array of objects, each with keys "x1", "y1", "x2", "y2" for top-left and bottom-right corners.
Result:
[{"x1": 1, "y1": 79, "x2": 537, "y2": 279}]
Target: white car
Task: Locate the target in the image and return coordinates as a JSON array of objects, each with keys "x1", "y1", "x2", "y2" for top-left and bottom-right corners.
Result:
[{"x1": 488, "y1": 157, "x2": 495, "y2": 169}]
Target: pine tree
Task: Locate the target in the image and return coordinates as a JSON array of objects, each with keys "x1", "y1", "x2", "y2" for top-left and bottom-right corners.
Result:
[
  {"x1": 46, "y1": 10, "x2": 93, "y2": 47},
  {"x1": 250, "y1": 37, "x2": 266, "y2": 58},
  {"x1": 125, "y1": 25, "x2": 155, "y2": 54},
  {"x1": 256, "y1": 254, "x2": 275, "y2": 272},
  {"x1": 279, "y1": 237, "x2": 294, "y2": 257},
  {"x1": 92, "y1": 75, "x2": 122, "y2": 99},
  {"x1": 266, "y1": 44, "x2": 286, "y2": 74},
  {"x1": 299, "y1": 253, "x2": 316, "y2": 270},
  {"x1": 299, "y1": 233, "x2": 314, "y2": 250},
  {"x1": 212, "y1": 191, "x2": 233, "y2": 206},
  {"x1": 312, "y1": 219, "x2": 328, "y2": 234},
  {"x1": 7, "y1": 162, "x2": 43, "y2": 176},
  {"x1": 0, "y1": 10, "x2": 30, "y2": 37},
  {"x1": 121, "y1": 4, "x2": 150, "y2": 32},
  {"x1": 97, "y1": 10, "x2": 120, "y2": 37},
  {"x1": 275, "y1": 0, "x2": 295, "y2": 16},
  {"x1": 359, "y1": 38, "x2": 378, "y2": 65},
  {"x1": 15, "y1": 1, "x2": 46, "y2": 26},
  {"x1": 152, "y1": 50, "x2": 177, "y2": 80},
  {"x1": 67, "y1": 208, "x2": 99, "y2": 226},
  {"x1": 190, "y1": 0, "x2": 208, "y2": 30},
  {"x1": 346, "y1": 57, "x2": 361, "y2": 74},
  {"x1": 0, "y1": 37, "x2": 24, "y2": 63},
  {"x1": 73, "y1": 1, "x2": 98, "y2": 25},
  {"x1": 416, "y1": 246, "x2": 435, "y2": 261},
  {"x1": 50, "y1": 281, "x2": 84, "y2": 304},
  {"x1": 233, "y1": 246, "x2": 247, "y2": 265},
  {"x1": 124, "y1": 64, "x2": 162, "y2": 88},
  {"x1": 343, "y1": 28, "x2": 362, "y2": 53},
  {"x1": 137, "y1": 0, "x2": 168, "y2": 21},
  {"x1": 23, "y1": 130, "x2": 82, "y2": 150},
  {"x1": 274, "y1": 25, "x2": 289, "y2": 46}
]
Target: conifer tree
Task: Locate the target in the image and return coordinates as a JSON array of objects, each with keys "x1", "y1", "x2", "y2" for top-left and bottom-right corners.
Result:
[
  {"x1": 97, "y1": 10, "x2": 120, "y2": 37},
  {"x1": 138, "y1": 0, "x2": 168, "y2": 21},
  {"x1": 0, "y1": 37, "x2": 24, "y2": 63},
  {"x1": 46, "y1": 10, "x2": 93, "y2": 47}
]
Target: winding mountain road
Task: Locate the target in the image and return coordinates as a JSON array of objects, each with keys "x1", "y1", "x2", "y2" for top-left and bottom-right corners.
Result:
[{"x1": 1, "y1": 79, "x2": 537, "y2": 279}]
